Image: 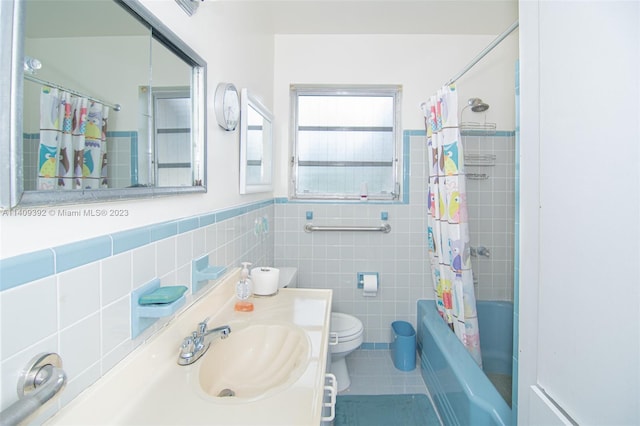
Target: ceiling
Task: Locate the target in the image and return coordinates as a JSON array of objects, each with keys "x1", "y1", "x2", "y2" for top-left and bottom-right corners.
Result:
[
  {"x1": 260, "y1": 1, "x2": 518, "y2": 35},
  {"x1": 25, "y1": 0, "x2": 518, "y2": 39}
]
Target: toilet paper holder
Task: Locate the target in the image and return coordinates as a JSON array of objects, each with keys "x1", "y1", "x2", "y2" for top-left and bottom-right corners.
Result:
[{"x1": 357, "y1": 272, "x2": 379, "y2": 289}]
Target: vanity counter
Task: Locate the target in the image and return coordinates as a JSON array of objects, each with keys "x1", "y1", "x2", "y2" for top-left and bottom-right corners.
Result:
[{"x1": 46, "y1": 269, "x2": 333, "y2": 425}]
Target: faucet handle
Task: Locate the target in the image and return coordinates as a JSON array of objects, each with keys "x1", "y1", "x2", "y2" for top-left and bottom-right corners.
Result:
[
  {"x1": 197, "y1": 317, "x2": 211, "y2": 335},
  {"x1": 180, "y1": 336, "x2": 195, "y2": 358}
]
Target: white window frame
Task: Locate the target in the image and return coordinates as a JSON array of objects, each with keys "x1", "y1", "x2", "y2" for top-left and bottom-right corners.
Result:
[{"x1": 290, "y1": 84, "x2": 402, "y2": 201}]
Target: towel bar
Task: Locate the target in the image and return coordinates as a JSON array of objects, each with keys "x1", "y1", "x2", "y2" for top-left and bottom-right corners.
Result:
[{"x1": 304, "y1": 223, "x2": 391, "y2": 233}]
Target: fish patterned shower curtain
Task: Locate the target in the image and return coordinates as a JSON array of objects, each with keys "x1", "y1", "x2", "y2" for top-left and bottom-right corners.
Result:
[
  {"x1": 37, "y1": 87, "x2": 109, "y2": 190},
  {"x1": 423, "y1": 85, "x2": 482, "y2": 367}
]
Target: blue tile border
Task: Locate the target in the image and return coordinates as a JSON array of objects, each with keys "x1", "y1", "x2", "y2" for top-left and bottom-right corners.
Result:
[
  {"x1": 0, "y1": 199, "x2": 275, "y2": 293},
  {"x1": 150, "y1": 221, "x2": 178, "y2": 242},
  {"x1": 178, "y1": 217, "x2": 199, "y2": 233},
  {"x1": 199, "y1": 213, "x2": 216, "y2": 227},
  {"x1": 0, "y1": 249, "x2": 55, "y2": 291},
  {"x1": 112, "y1": 227, "x2": 152, "y2": 255},
  {"x1": 55, "y1": 236, "x2": 112, "y2": 273}
]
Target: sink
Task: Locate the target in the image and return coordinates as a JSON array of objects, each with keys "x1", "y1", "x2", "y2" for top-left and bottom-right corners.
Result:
[{"x1": 197, "y1": 323, "x2": 310, "y2": 400}]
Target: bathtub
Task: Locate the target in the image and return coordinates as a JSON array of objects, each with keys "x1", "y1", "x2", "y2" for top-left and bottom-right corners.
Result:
[{"x1": 417, "y1": 300, "x2": 513, "y2": 426}]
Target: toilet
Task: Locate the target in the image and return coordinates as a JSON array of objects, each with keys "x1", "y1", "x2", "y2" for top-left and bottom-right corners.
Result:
[
  {"x1": 329, "y1": 312, "x2": 364, "y2": 391},
  {"x1": 278, "y1": 267, "x2": 364, "y2": 392}
]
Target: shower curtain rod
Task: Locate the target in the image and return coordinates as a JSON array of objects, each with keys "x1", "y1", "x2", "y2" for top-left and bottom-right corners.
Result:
[
  {"x1": 24, "y1": 74, "x2": 121, "y2": 112},
  {"x1": 444, "y1": 20, "x2": 519, "y2": 87}
]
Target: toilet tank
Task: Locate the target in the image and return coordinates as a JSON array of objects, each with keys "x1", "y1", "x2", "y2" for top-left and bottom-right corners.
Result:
[{"x1": 278, "y1": 267, "x2": 298, "y2": 288}]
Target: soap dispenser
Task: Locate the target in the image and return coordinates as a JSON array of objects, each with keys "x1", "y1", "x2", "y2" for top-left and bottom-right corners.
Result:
[{"x1": 234, "y1": 262, "x2": 254, "y2": 312}]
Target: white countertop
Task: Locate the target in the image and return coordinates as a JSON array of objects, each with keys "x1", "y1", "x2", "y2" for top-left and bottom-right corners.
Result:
[{"x1": 46, "y1": 269, "x2": 333, "y2": 426}]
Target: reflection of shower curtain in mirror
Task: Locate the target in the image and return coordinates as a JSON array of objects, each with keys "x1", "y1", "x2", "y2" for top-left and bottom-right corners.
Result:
[
  {"x1": 37, "y1": 87, "x2": 109, "y2": 190},
  {"x1": 423, "y1": 85, "x2": 482, "y2": 367}
]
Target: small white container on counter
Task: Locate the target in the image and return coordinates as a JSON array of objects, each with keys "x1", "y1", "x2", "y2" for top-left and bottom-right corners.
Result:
[{"x1": 251, "y1": 267, "x2": 280, "y2": 296}]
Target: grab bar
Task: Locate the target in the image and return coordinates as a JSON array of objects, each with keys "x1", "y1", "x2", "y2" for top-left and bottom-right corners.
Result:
[
  {"x1": 0, "y1": 353, "x2": 67, "y2": 426},
  {"x1": 304, "y1": 223, "x2": 391, "y2": 233},
  {"x1": 322, "y1": 373, "x2": 338, "y2": 422}
]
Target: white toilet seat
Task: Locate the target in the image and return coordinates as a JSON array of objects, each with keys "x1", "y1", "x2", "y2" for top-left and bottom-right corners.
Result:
[{"x1": 331, "y1": 312, "x2": 364, "y2": 341}]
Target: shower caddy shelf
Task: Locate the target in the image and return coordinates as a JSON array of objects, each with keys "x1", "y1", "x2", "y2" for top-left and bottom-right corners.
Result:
[
  {"x1": 466, "y1": 173, "x2": 490, "y2": 180},
  {"x1": 464, "y1": 154, "x2": 495, "y2": 180},
  {"x1": 464, "y1": 154, "x2": 496, "y2": 166},
  {"x1": 459, "y1": 121, "x2": 496, "y2": 134}
]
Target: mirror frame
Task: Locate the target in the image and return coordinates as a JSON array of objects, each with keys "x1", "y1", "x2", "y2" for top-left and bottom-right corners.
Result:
[
  {"x1": 239, "y1": 88, "x2": 273, "y2": 194},
  {"x1": 0, "y1": 0, "x2": 207, "y2": 209}
]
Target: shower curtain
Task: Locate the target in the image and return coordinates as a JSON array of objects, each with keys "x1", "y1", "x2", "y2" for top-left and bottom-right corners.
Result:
[
  {"x1": 423, "y1": 85, "x2": 482, "y2": 366},
  {"x1": 37, "y1": 87, "x2": 109, "y2": 190}
]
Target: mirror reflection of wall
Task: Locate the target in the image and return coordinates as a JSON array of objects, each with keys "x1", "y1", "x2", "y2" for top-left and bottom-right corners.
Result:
[
  {"x1": 239, "y1": 88, "x2": 273, "y2": 194},
  {"x1": 21, "y1": 0, "x2": 193, "y2": 191},
  {"x1": 246, "y1": 105, "x2": 266, "y2": 185},
  {"x1": 149, "y1": 87, "x2": 192, "y2": 187}
]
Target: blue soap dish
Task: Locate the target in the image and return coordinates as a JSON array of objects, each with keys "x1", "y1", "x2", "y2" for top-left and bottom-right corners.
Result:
[
  {"x1": 138, "y1": 285, "x2": 187, "y2": 305},
  {"x1": 131, "y1": 279, "x2": 187, "y2": 338},
  {"x1": 191, "y1": 254, "x2": 227, "y2": 294}
]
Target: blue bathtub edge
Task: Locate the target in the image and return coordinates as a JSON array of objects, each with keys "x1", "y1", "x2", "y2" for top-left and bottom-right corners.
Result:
[{"x1": 417, "y1": 299, "x2": 512, "y2": 426}]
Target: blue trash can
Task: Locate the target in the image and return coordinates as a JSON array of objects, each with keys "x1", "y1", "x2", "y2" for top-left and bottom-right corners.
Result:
[{"x1": 391, "y1": 321, "x2": 416, "y2": 371}]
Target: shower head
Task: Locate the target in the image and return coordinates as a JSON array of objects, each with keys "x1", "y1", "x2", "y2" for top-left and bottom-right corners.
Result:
[{"x1": 468, "y1": 98, "x2": 489, "y2": 112}]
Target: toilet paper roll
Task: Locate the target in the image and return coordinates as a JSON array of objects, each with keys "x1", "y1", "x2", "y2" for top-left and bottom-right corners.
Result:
[
  {"x1": 251, "y1": 267, "x2": 280, "y2": 296},
  {"x1": 363, "y1": 274, "x2": 378, "y2": 297}
]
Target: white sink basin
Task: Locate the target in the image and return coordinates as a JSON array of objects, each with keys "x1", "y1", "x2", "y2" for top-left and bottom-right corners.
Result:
[{"x1": 198, "y1": 323, "x2": 310, "y2": 400}]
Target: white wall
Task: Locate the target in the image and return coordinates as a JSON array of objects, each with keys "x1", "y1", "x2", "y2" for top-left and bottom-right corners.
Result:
[
  {"x1": 272, "y1": 33, "x2": 519, "y2": 196},
  {"x1": 1, "y1": 0, "x2": 276, "y2": 258},
  {"x1": 518, "y1": 1, "x2": 640, "y2": 424}
]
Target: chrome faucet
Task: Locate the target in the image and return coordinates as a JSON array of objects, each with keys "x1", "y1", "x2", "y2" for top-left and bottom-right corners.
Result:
[{"x1": 177, "y1": 319, "x2": 231, "y2": 366}]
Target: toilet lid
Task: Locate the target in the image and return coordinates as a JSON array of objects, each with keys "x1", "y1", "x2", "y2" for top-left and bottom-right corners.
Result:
[{"x1": 331, "y1": 312, "x2": 363, "y2": 339}]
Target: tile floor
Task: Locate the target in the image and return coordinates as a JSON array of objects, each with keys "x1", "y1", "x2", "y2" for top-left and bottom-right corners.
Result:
[
  {"x1": 340, "y1": 349, "x2": 428, "y2": 395},
  {"x1": 338, "y1": 349, "x2": 443, "y2": 425}
]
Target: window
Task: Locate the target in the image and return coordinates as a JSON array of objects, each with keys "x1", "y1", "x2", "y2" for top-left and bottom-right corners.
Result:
[
  {"x1": 136, "y1": 86, "x2": 192, "y2": 187},
  {"x1": 291, "y1": 85, "x2": 402, "y2": 200},
  {"x1": 153, "y1": 88, "x2": 192, "y2": 187}
]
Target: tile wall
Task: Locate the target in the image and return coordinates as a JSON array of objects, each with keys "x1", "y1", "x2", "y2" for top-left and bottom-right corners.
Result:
[
  {"x1": 107, "y1": 131, "x2": 137, "y2": 189},
  {"x1": 463, "y1": 131, "x2": 517, "y2": 302},
  {"x1": 274, "y1": 131, "x2": 433, "y2": 345},
  {"x1": 22, "y1": 134, "x2": 39, "y2": 191},
  {"x1": 0, "y1": 202, "x2": 274, "y2": 422},
  {"x1": 273, "y1": 130, "x2": 516, "y2": 346}
]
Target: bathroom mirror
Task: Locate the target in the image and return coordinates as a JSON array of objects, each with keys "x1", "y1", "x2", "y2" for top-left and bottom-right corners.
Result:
[
  {"x1": 0, "y1": 0, "x2": 206, "y2": 209},
  {"x1": 239, "y1": 89, "x2": 273, "y2": 194}
]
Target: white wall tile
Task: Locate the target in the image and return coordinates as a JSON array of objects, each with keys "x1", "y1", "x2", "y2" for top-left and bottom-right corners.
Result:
[
  {"x1": 192, "y1": 228, "x2": 206, "y2": 258},
  {"x1": 156, "y1": 237, "x2": 176, "y2": 278},
  {"x1": 59, "y1": 313, "x2": 101, "y2": 379},
  {"x1": 58, "y1": 263, "x2": 100, "y2": 329},
  {"x1": 60, "y1": 363, "x2": 101, "y2": 408},
  {"x1": 101, "y1": 252, "x2": 132, "y2": 306},
  {"x1": 176, "y1": 232, "x2": 193, "y2": 268},
  {"x1": 0, "y1": 277, "x2": 57, "y2": 359},
  {"x1": 102, "y1": 340, "x2": 134, "y2": 375},
  {"x1": 132, "y1": 244, "x2": 156, "y2": 288},
  {"x1": 101, "y1": 297, "x2": 130, "y2": 355}
]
